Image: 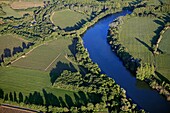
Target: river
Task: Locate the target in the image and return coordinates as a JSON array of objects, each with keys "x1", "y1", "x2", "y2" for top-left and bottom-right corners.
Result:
[{"x1": 82, "y1": 10, "x2": 170, "y2": 113}]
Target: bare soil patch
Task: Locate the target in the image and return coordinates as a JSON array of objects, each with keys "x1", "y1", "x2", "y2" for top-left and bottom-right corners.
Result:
[{"x1": 10, "y1": 1, "x2": 44, "y2": 9}]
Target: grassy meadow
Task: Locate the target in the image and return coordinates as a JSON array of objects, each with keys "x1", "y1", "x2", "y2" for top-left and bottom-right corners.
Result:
[
  {"x1": 119, "y1": 16, "x2": 170, "y2": 81},
  {"x1": 0, "y1": 34, "x2": 28, "y2": 56},
  {"x1": 0, "y1": 67, "x2": 96, "y2": 107},
  {"x1": 0, "y1": 5, "x2": 21, "y2": 17},
  {"x1": 119, "y1": 17, "x2": 160, "y2": 63},
  {"x1": 12, "y1": 38, "x2": 79, "y2": 71},
  {"x1": 51, "y1": 9, "x2": 88, "y2": 31}
]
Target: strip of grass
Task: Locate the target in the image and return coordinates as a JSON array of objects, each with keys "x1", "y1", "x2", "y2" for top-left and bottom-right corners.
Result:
[
  {"x1": 119, "y1": 17, "x2": 160, "y2": 63},
  {"x1": 12, "y1": 38, "x2": 79, "y2": 71},
  {"x1": 51, "y1": 9, "x2": 88, "y2": 30},
  {"x1": 0, "y1": 34, "x2": 28, "y2": 56},
  {"x1": 155, "y1": 29, "x2": 170, "y2": 81}
]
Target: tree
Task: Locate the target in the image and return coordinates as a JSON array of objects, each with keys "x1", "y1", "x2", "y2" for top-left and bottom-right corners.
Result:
[
  {"x1": 0, "y1": 88, "x2": 4, "y2": 99},
  {"x1": 9, "y1": 92, "x2": 13, "y2": 101},
  {"x1": 136, "y1": 63, "x2": 155, "y2": 80},
  {"x1": 19, "y1": 92, "x2": 23, "y2": 103},
  {"x1": 81, "y1": 105, "x2": 87, "y2": 112},
  {"x1": 87, "y1": 103, "x2": 94, "y2": 111}
]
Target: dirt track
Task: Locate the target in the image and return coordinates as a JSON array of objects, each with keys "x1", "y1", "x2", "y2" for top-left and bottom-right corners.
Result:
[{"x1": 0, "y1": 104, "x2": 37, "y2": 113}]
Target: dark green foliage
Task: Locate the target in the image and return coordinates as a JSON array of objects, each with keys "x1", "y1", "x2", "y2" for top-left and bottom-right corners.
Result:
[{"x1": 0, "y1": 88, "x2": 4, "y2": 99}]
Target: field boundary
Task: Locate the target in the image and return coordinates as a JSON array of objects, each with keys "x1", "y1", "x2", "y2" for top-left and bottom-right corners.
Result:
[
  {"x1": 0, "y1": 104, "x2": 37, "y2": 113},
  {"x1": 44, "y1": 53, "x2": 62, "y2": 71},
  {"x1": 50, "y1": 12, "x2": 55, "y2": 24},
  {"x1": 154, "y1": 26, "x2": 170, "y2": 54}
]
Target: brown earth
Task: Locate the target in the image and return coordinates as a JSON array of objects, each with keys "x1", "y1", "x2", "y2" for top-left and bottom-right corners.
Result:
[
  {"x1": 0, "y1": 105, "x2": 37, "y2": 113},
  {"x1": 10, "y1": 1, "x2": 44, "y2": 9}
]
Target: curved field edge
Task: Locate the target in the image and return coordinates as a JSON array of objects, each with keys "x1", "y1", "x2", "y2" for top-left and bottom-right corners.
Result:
[{"x1": 51, "y1": 9, "x2": 88, "y2": 30}]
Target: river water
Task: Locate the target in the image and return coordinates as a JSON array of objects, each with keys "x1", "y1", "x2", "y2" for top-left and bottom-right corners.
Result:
[{"x1": 82, "y1": 10, "x2": 170, "y2": 113}]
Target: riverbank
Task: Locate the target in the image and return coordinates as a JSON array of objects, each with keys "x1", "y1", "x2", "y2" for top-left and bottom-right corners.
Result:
[{"x1": 82, "y1": 10, "x2": 170, "y2": 112}]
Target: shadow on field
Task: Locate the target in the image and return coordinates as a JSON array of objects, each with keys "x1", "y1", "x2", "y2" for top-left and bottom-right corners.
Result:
[
  {"x1": 135, "y1": 38, "x2": 153, "y2": 52},
  {"x1": 151, "y1": 20, "x2": 164, "y2": 46},
  {"x1": 155, "y1": 71, "x2": 170, "y2": 84},
  {"x1": 4, "y1": 48, "x2": 12, "y2": 57},
  {"x1": 68, "y1": 38, "x2": 78, "y2": 57},
  {"x1": 0, "y1": 42, "x2": 34, "y2": 64},
  {"x1": 50, "y1": 61, "x2": 77, "y2": 84},
  {"x1": 151, "y1": 14, "x2": 170, "y2": 46},
  {"x1": 0, "y1": 88, "x2": 102, "y2": 109},
  {"x1": 64, "y1": 19, "x2": 86, "y2": 31}
]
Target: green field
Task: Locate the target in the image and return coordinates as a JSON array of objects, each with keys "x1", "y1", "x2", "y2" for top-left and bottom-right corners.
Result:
[
  {"x1": 0, "y1": 67, "x2": 96, "y2": 106},
  {"x1": 0, "y1": 4, "x2": 21, "y2": 17},
  {"x1": 51, "y1": 9, "x2": 88, "y2": 31},
  {"x1": 119, "y1": 17, "x2": 160, "y2": 63},
  {"x1": 0, "y1": 3, "x2": 34, "y2": 17},
  {"x1": 119, "y1": 16, "x2": 170, "y2": 81},
  {"x1": 12, "y1": 38, "x2": 78, "y2": 71},
  {"x1": 155, "y1": 29, "x2": 170, "y2": 81},
  {"x1": 0, "y1": 34, "x2": 28, "y2": 56}
]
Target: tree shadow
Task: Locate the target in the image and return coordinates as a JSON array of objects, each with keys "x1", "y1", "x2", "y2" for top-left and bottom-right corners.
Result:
[
  {"x1": 0, "y1": 88, "x2": 4, "y2": 99},
  {"x1": 154, "y1": 20, "x2": 164, "y2": 26},
  {"x1": 4, "y1": 93, "x2": 8, "y2": 101},
  {"x1": 64, "y1": 19, "x2": 87, "y2": 31},
  {"x1": 19, "y1": 92, "x2": 23, "y2": 103},
  {"x1": 78, "y1": 91, "x2": 88, "y2": 105},
  {"x1": 151, "y1": 14, "x2": 170, "y2": 46},
  {"x1": 68, "y1": 38, "x2": 78, "y2": 57},
  {"x1": 12, "y1": 46, "x2": 23, "y2": 55},
  {"x1": 26, "y1": 42, "x2": 35, "y2": 49},
  {"x1": 150, "y1": 20, "x2": 164, "y2": 46},
  {"x1": 161, "y1": 13, "x2": 170, "y2": 23},
  {"x1": 1, "y1": 42, "x2": 35, "y2": 63},
  {"x1": 4, "y1": 48, "x2": 11, "y2": 57},
  {"x1": 73, "y1": 93, "x2": 81, "y2": 107},
  {"x1": 0, "y1": 54, "x2": 4, "y2": 64},
  {"x1": 65, "y1": 94, "x2": 74, "y2": 108},
  {"x1": 0, "y1": 87, "x2": 103, "y2": 111},
  {"x1": 59, "y1": 96, "x2": 67, "y2": 107},
  {"x1": 135, "y1": 38, "x2": 153, "y2": 52},
  {"x1": 155, "y1": 71, "x2": 170, "y2": 84},
  {"x1": 49, "y1": 61, "x2": 77, "y2": 84},
  {"x1": 78, "y1": 65, "x2": 88, "y2": 77},
  {"x1": 14, "y1": 91, "x2": 18, "y2": 102},
  {"x1": 42, "y1": 89, "x2": 60, "y2": 107},
  {"x1": 86, "y1": 92, "x2": 102, "y2": 104},
  {"x1": 25, "y1": 91, "x2": 44, "y2": 105},
  {"x1": 9, "y1": 92, "x2": 13, "y2": 101}
]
